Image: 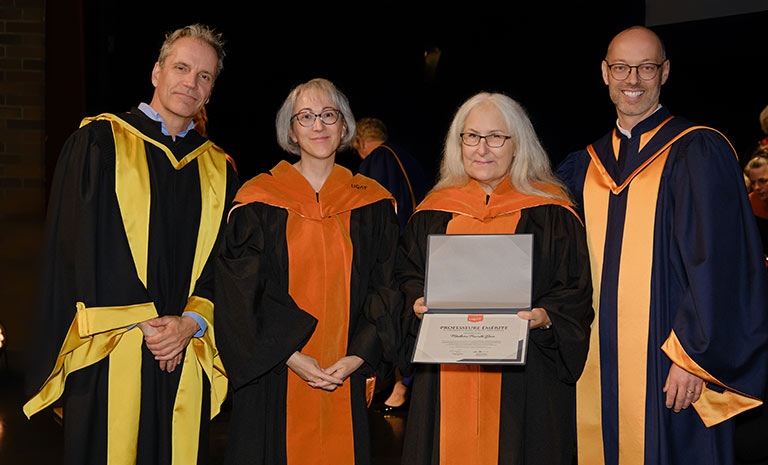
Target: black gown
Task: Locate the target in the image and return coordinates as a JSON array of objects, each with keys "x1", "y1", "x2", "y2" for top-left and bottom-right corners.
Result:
[
  {"x1": 25, "y1": 108, "x2": 239, "y2": 465},
  {"x1": 397, "y1": 180, "x2": 594, "y2": 465},
  {"x1": 214, "y1": 162, "x2": 402, "y2": 465}
]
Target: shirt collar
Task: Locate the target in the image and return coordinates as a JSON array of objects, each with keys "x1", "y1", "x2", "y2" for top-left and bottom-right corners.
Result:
[
  {"x1": 138, "y1": 102, "x2": 195, "y2": 140},
  {"x1": 616, "y1": 104, "x2": 663, "y2": 139}
]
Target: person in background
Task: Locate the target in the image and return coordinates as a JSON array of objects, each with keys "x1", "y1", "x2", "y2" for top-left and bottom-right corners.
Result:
[
  {"x1": 353, "y1": 117, "x2": 430, "y2": 414},
  {"x1": 744, "y1": 155, "x2": 768, "y2": 260},
  {"x1": 354, "y1": 117, "x2": 430, "y2": 231},
  {"x1": 748, "y1": 105, "x2": 768, "y2": 161}
]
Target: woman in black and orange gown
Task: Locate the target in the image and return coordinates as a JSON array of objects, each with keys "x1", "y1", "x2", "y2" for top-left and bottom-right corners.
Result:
[
  {"x1": 397, "y1": 92, "x2": 594, "y2": 465},
  {"x1": 215, "y1": 78, "x2": 401, "y2": 465}
]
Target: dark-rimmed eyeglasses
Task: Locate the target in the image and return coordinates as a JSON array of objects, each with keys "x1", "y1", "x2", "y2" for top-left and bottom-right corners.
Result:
[
  {"x1": 460, "y1": 132, "x2": 512, "y2": 148},
  {"x1": 604, "y1": 60, "x2": 666, "y2": 81},
  {"x1": 292, "y1": 108, "x2": 341, "y2": 127}
]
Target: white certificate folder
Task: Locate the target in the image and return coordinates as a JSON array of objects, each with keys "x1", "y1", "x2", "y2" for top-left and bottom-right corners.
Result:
[{"x1": 412, "y1": 234, "x2": 533, "y2": 365}]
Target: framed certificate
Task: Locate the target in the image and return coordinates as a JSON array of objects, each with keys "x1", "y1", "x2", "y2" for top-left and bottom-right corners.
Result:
[{"x1": 412, "y1": 234, "x2": 533, "y2": 365}]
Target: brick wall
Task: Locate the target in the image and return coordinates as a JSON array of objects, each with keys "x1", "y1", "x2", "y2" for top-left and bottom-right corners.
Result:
[
  {"x1": 0, "y1": 0, "x2": 45, "y2": 219},
  {"x1": 0, "y1": 0, "x2": 45, "y2": 362}
]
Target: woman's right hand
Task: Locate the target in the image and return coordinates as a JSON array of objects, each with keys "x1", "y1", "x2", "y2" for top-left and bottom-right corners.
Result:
[
  {"x1": 286, "y1": 351, "x2": 344, "y2": 391},
  {"x1": 414, "y1": 297, "x2": 428, "y2": 320}
]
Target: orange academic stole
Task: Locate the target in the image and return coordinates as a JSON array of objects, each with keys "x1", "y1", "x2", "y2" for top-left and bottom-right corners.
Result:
[
  {"x1": 439, "y1": 213, "x2": 520, "y2": 465},
  {"x1": 417, "y1": 180, "x2": 573, "y2": 465},
  {"x1": 285, "y1": 208, "x2": 355, "y2": 465}
]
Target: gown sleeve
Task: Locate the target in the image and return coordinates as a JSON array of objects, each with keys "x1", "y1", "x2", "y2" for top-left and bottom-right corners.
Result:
[
  {"x1": 214, "y1": 203, "x2": 318, "y2": 390},
  {"x1": 522, "y1": 205, "x2": 595, "y2": 383},
  {"x1": 26, "y1": 122, "x2": 151, "y2": 396},
  {"x1": 555, "y1": 150, "x2": 590, "y2": 220},
  {"x1": 661, "y1": 131, "x2": 768, "y2": 422},
  {"x1": 394, "y1": 210, "x2": 453, "y2": 376},
  {"x1": 358, "y1": 150, "x2": 395, "y2": 192},
  {"x1": 347, "y1": 199, "x2": 402, "y2": 373},
  {"x1": 189, "y1": 163, "x2": 241, "y2": 302}
]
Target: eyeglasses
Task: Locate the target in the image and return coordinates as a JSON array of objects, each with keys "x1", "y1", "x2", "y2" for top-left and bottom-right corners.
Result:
[
  {"x1": 604, "y1": 60, "x2": 666, "y2": 81},
  {"x1": 460, "y1": 132, "x2": 512, "y2": 148},
  {"x1": 292, "y1": 108, "x2": 341, "y2": 127}
]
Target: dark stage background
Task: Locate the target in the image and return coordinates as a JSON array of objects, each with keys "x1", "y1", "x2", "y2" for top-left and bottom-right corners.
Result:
[{"x1": 48, "y1": 3, "x2": 768, "y2": 187}]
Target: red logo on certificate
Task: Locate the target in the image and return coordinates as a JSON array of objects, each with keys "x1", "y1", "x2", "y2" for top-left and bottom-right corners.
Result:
[{"x1": 467, "y1": 315, "x2": 484, "y2": 323}]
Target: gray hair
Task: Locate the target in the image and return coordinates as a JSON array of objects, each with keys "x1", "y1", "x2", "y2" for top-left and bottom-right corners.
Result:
[
  {"x1": 275, "y1": 78, "x2": 356, "y2": 156},
  {"x1": 356, "y1": 117, "x2": 388, "y2": 141},
  {"x1": 433, "y1": 92, "x2": 569, "y2": 202},
  {"x1": 158, "y1": 23, "x2": 225, "y2": 78}
]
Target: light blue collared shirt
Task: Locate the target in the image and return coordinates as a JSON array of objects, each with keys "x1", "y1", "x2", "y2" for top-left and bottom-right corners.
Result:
[{"x1": 138, "y1": 102, "x2": 195, "y2": 140}]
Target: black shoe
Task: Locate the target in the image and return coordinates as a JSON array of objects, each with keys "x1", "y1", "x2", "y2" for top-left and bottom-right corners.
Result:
[{"x1": 379, "y1": 399, "x2": 409, "y2": 417}]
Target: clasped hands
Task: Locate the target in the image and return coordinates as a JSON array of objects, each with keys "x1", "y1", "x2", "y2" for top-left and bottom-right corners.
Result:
[
  {"x1": 412, "y1": 297, "x2": 552, "y2": 329},
  {"x1": 286, "y1": 352, "x2": 363, "y2": 391},
  {"x1": 137, "y1": 315, "x2": 200, "y2": 373}
]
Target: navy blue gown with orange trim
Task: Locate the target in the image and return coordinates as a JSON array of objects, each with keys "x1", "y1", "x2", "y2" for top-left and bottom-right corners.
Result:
[
  {"x1": 557, "y1": 107, "x2": 768, "y2": 465},
  {"x1": 358, "y1": 142, "x2": 429, "y2": 231}
]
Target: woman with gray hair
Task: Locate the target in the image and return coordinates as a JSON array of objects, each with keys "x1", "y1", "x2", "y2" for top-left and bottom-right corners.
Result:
[
  {"x1": 215, "y1": 78, "x2": 401, "y2": 465},
  {"x1": 397, "y1": 92, "x2": 594, "y2": 464}
]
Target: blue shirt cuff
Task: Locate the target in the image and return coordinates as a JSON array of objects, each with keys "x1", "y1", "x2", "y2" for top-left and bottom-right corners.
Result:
[
  {"x1": 127, "y1": 313, "x2": 207, "y2": 337},
  {"x1": 182, "y1": 312, "x2": 207, "y2": 338}
]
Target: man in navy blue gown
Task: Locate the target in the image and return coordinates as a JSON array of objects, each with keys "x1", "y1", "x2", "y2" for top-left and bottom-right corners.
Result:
[{"x1": 557, "y1": 26, "x2": 768, "y2": 465}]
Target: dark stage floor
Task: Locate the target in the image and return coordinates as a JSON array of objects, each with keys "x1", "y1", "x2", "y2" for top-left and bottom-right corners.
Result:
[{"x1": 0, "y1": 365, "x2": 405, "y2": 465}]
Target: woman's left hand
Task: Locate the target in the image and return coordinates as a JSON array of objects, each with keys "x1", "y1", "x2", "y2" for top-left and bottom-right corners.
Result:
[
  {"x1": 311, "y1": 355, "x2": 365, "y2": 390},
  {"x1": 517, "y1": 307, "x2": 552, "y2": 329}
]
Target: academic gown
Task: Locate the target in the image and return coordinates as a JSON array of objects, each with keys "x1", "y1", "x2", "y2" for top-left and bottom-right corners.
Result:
[
  {"x1": 358, "y1": 142, "x2": 429, "y2": 231},
  {"x1": 556, "y1": 107, "x2": 768, "y2": 465},
  {"x1": 24, "y1": 108, "x2": 239, "y2": 465},
  {"x1": 397, "y1": 179, "x2": 594, "y2": 465},
  {"x1": 215, "y1": 161, "x2": 401, "y2": 465},
  {"x1": 749, "y1": 192, "x2": 768, "y2": 258}
]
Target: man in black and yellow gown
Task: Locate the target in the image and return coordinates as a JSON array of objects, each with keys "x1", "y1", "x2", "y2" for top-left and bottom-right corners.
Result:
[{"x1": 23, "y1": 24, "x2": 239, "y2": 465}]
